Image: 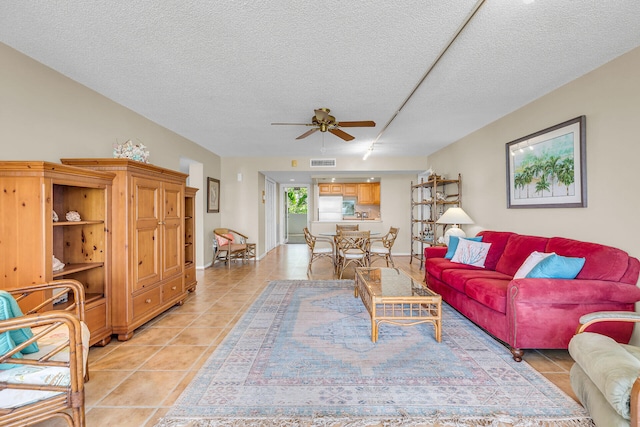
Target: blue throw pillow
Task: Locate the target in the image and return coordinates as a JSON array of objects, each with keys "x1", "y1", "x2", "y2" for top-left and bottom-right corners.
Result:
[
  {"x1": 0, "y1": 331, "x2": 24, "y2": 369},
  {"x1": 525, "y1": 254, "x2": 586, "y2": 279},
  {"x1": 445, "y1": 236, "x2": 483, "y2": 259},
  {"x1": 0, "y1": 291, "x2": 39, "y2": 354}
]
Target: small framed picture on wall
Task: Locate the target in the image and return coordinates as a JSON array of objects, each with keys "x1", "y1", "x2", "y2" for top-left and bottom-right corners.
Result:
[{"x1": 207, "y1": 177, "x2": 220, "y2": 213}]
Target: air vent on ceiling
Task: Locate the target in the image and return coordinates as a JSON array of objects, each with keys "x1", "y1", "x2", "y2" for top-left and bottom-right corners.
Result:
[{"x1": 310, "y1": 159, "x2": 336, "y2": 167}]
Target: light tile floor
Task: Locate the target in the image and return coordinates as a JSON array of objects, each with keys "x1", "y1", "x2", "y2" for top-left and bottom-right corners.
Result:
[{"x1": 35, "y1": 244, "x2": 579, "y2": 427}]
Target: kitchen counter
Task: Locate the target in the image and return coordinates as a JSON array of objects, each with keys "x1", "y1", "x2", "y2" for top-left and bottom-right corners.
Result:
[
  {"x1": 310, "y1": 220, "x2": 384, "y2": 236},
  {"x1": 341, "y1": 216, "x2": 380, "y2": 221}
]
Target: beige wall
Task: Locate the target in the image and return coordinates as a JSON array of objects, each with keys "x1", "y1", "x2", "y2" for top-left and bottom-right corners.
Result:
[
  {"x1": 221, "y1": 157, "x2": 429, "y2": 257},
  {"x1": 0, "y1": 43, "x2": 222, "y2": 267},
  {"x1": 428, "y1": 46, "x2": 640, "y2": 276}
]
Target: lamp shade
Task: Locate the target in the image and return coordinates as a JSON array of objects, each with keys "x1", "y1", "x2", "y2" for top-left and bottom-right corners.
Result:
[{"x1": 436, "y1": 207, "x2": 474, "y2": 225}]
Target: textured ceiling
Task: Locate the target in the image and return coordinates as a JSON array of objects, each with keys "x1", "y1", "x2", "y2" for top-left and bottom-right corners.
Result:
[{"x1": 2, "y1": 1, "x2": 640, "y2": 163}]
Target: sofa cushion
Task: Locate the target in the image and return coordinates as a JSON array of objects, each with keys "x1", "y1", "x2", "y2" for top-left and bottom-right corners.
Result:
[
  {"x1": 451, "y1": 238, "x2": 491, "y2": 267},
  {"x1": 426, "y1": 257, "x2": 480, "y2": 281},
  {"x1": 475, "y1": 231, "x2": 515, "y2": 271},
  {"x1": 546, "y1": 237, "x2": 630, "y2": 282},
  {"x1": 445, "y1": 236, "x2": 482, "y2": 259},
  {"x1": 495, "y1": 234, "x2": 549, "y2": 277},
  {"x1": 526, "y1": 253, "x2": 586, "y2": 279},
  {"x1": 514, "y1": 251, "x2": 555, "y2": 279},
  {"x1": 464, "y1": 278, "x2": 511, "y2": 314},
  {"x1": 0, "y1": 321, "x2": 90, "y2": 409},
  {"x1": 441, "y1": 269, "x2": 512, "y2": 293}
]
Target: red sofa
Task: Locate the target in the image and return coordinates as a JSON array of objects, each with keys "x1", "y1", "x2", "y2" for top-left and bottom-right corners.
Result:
[{"x1": 424, "y1": 230, "x2": 640, "y2": 361}]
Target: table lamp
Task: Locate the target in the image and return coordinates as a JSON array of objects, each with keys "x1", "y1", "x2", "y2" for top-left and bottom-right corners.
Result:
[{"x1": 436, "y1": 207, "x2": 474, "y2": 246}]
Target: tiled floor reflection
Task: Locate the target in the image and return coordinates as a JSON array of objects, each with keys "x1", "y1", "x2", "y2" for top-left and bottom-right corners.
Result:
[{"x1": 34, "y1": 244, "x2": 579, "y2": 426}]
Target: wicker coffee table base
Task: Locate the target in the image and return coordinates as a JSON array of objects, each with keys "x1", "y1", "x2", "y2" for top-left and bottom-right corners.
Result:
[{"x1": 354, "y1": 267, "x2": 442, "y2": 343}]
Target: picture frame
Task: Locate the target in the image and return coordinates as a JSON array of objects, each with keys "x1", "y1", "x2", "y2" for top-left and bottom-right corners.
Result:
[
  {"x1": 207, "y1": 177, "x2": 220, "y2": 213},
  {"x1": 506, "y1": 116, "x2": 586, "y2": 209}
]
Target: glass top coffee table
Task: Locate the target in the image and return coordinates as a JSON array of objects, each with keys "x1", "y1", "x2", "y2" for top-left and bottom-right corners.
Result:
[{"x1": 354, "y1": 267, "x2": 442, "y2": 343}]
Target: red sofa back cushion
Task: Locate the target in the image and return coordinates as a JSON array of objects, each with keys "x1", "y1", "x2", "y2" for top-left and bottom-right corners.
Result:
[
  {"x1": 475, "y1": 231, "x2": 515, "y2": 271},
  {"x1": 495, "y1": 234, "x2": 549, "y2": 276},
  {"x1": 545, "y1": 237, "x2": 632, "y2": 282}
]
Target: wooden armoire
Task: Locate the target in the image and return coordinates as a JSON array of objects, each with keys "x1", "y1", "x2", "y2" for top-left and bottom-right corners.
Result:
[{"x1": 61, "y1": 158, "x2": 191, "y2": 341}]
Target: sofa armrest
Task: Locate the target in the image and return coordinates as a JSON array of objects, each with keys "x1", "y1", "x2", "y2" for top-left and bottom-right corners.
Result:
[
  {"x1": 569, "y1": 331, "x2": 640, "y2": 420},
  {"x1": 425, "y1": 246, "x2": 448, "y2": 259},
  {"x1": 577, "y1": 311, "x2": 640, "y2": 333},
  {"x1": 509, "y1": 278, "x2": 640, "y2": 305}
]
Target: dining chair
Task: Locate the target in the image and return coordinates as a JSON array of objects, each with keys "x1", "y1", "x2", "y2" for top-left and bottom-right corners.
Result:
[
  {"x1": 335, "y1": 230, "x2": 370, "y2": 278},
  {"x1": 369, "y1": 226, "x2": 400, "y2": 267},
  {"x1": 303, "y1": 227, "x2": 335, "y2": 275},
  {"x1": 336, "y1": 224, "x2": 359, "y2": 232}
]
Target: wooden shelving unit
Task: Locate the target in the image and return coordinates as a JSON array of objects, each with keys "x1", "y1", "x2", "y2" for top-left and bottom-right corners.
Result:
[
  {"x1": 410, "y1": 174, "x2": 462, "y2": 267},
  {"x1": 0, "y1": 161, "x2": 115, "y2": 346},
  {"x1": 184, "y1": 186, "x2": 197, "y2": 292}
]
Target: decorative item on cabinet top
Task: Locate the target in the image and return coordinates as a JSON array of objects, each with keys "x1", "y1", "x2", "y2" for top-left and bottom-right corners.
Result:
[{"x1": 113, "y1": 139, "x2": 150, "y2": 163}]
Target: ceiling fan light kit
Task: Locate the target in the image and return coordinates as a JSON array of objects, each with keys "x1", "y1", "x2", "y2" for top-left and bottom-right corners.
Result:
[{"x1": 272, "y1": 108, "x2": 375, "y2": 142}]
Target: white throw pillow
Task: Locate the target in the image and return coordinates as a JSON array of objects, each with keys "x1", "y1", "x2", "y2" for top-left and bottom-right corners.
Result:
[
  {"x1": 451, "y1": 238, "x2": 491, "y2": 268},
  {"x1": 513, "y1": 251, "x2": 555, "y2": 279}
]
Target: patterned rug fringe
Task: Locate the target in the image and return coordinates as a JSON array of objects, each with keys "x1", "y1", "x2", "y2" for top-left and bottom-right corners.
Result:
[{"x1": 155, "y1": 414, "x2": 594, "y2": 427}]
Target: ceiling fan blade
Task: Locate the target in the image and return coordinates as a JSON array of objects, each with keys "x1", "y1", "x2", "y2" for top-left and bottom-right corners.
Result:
[
  {"x1": 296, "y1": 128, "x2": 319, "y2": 140},
  {"x1": 336, "y1": 120, "x2": 376, "y2": 128},
  {"x1": 329, "y1": 128, "x2": 355, "y2": 141},
  {"x1": 271, "y1": 122, "x2": 310, "y2": 126}
]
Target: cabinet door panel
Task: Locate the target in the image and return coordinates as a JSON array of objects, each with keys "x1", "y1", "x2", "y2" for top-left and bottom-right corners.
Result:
[
  {"x1": 162, "y1": 182, "x2": 183, "y2": 278},
  {"x1": 134, "y1": 227, "x2": 159, "y2": 289},
  {"x1": 132, "y1": 177, "x2": 161, "y2": 290},
  {"x1": 162, "y1": 222, "x2": 182, "y2": 278}
]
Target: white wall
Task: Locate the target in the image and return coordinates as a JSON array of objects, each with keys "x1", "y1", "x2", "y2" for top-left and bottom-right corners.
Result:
[{"x1": 428, "y1": 45, "x2": 640, "y2": 273}]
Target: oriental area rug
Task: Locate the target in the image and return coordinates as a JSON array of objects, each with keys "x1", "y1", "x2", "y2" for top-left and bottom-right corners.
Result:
[{"x1": 156, "y1": 280, "x2": 592, "y2": 427}]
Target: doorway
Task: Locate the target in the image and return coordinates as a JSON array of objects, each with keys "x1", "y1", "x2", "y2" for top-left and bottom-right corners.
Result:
[{"x1": 283, "y1": 186, "x2": 308, "y2": 244}]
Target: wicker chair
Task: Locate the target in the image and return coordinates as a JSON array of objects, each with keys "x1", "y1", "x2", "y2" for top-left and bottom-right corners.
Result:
[
  {"x1": 368, "y1": 226, "x2": 400, "y2": 267},
  {"x1": 303, "y1": 227, "x2": 335, "y2": 275},
  {"x1": 212, "y1": 228, "x2": 251, "y2": 268},
  {"x1": 0, "y1": 279, "x2": 89, "y2": 427},
  {"x1": 335, "y1": 230, "x2": 370, "y2": 279}
]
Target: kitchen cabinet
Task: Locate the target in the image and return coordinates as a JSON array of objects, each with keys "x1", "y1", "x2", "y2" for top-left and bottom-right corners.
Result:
[
  {"x1": 357, "y1": 183, "x2": 380, "y2": 205},
  {"x1": 0, "y1": 161, "x2": 115, "y2": 346},
  {"x1": 343, "y1": 183, "x2": 358, "y2": 197},
  {"x1": 319, "y1": 183, "x2": 344, "y2": 195},
  {"x1": 61, "y1": 158, "x2": 189, "y2": 341}
]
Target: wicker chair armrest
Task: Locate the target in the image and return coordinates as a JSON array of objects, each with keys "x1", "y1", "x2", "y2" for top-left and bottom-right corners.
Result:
[
  {"x1": 230, "y1": 229, "x2": 249, "y2": 240},
  {"x1": 9, "y1": 279, "x2": 86, "y2": 323},
  {"x1": 576, "y1": 311, "x2": 640, "y2": 334}
]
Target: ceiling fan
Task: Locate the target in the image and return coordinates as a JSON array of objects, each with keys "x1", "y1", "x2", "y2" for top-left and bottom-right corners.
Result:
[{"x1": 271, "y1": 108, "x2": 375, "y2": 141}]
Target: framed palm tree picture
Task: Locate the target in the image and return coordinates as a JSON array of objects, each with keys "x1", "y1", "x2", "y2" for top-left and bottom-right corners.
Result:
[{"x1": 506, "y1": 116, "x2": 586, "y2": 208}]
